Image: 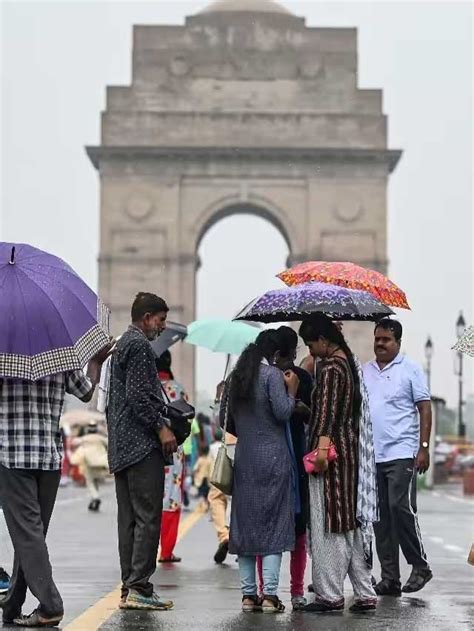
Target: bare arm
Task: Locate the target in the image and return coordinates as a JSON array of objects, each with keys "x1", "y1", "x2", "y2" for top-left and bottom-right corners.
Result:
[{"x1": 416, "y1": 400, "x2": 432, "y2": 473}]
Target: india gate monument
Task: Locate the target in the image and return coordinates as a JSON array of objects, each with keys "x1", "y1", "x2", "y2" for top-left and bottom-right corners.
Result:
[{"x1": 87, "y1": 0, "x2": 401, "y2": 395}]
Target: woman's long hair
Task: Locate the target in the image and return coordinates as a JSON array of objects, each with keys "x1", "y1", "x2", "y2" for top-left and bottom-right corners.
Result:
[
  {"x1": 299, "y1": 314, "x2": 362, "y2": 422},
  {"x1": 155, "y1": 350, "x2": 174, "y2": 380},
  {"x1": 229, "y1": 329, "x2": 280, "y2": 411}
]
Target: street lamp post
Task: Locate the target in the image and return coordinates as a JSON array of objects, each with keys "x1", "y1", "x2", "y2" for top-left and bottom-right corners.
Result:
[
  {"x1": 424, "y1": 336, "x2": 433, "y2": 392},
  {"x1": 456, "y1": 312, "x2": 466, "y2": 439}
]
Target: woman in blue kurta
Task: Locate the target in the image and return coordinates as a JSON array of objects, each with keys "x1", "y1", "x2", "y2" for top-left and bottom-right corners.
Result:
[{"x1": 220, "y1": 330, "x2": 299, "y2": 614}]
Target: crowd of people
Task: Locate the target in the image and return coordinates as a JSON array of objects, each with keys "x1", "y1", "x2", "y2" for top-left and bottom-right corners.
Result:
[{"x1": 0, "y1": 289, "x2": 434, "y2": 626}]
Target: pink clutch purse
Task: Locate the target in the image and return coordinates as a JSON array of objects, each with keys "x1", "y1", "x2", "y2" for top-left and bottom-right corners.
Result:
[{"x1": 303, "y1": 444, "x2": 338, "y2": 474}]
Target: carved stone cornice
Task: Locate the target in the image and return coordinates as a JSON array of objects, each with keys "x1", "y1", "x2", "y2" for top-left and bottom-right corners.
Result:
[
  {"x1": 86, "y1": 146, "x2": 402, "y2": 173},
  {"x1": 98, "y1": 254, "x2": 199, "y2": 266}
]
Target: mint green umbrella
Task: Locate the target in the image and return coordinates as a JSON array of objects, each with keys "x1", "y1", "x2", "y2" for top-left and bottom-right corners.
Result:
[{"x1": 186, "y1": 318, "x2": 260, "y2": 355}]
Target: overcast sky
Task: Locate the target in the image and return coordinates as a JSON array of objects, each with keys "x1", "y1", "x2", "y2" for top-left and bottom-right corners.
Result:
[{"x1": 1, "y1": 0, "x2": 472, "y2": 409}]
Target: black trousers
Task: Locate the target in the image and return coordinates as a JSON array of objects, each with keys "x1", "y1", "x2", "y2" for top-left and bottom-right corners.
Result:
[
  {"x1": 0, "y1": 465, "x2": 63, "y2": 619},
  {"x1": 115, "y1": 449, "x2": 165, "y2": 599},
  {"x1": 374, "y1": 458, "x2": 429, "y2": 583}
]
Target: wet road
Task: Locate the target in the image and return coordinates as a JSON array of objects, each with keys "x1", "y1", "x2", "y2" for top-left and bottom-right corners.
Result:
[{"x1": 1, "y1": 481, "x2": 473, "y2": 630}]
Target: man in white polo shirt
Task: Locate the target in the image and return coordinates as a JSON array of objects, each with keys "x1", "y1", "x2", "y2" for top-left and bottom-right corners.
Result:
[{"x1": 363, "y1": 319, "x2": 433, "y2": 596}]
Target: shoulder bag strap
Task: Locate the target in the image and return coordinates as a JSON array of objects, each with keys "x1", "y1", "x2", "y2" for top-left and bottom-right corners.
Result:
[
  {"x1": 158, "y1": 379, "x2": 171, "y2": 404},
  {"x1": 221, "y1": 376, "x2": 232, "y2": 446}
]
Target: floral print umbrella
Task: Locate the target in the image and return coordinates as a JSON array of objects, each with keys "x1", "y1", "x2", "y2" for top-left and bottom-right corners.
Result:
[
  {"x1": 234, "y1": 281, "x2": 394, "y2": 323},
  {"x1": 277, "y1": 261, "x2": 410, "y2": 310},
  {"x1": 453, "y1": 325, "x2": 474, "y2": 357}
]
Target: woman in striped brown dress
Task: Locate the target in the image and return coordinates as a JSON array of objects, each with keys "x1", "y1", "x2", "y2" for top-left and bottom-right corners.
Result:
[{"x1": 299, "y1": 314, "x2": 377, "y2": 613}]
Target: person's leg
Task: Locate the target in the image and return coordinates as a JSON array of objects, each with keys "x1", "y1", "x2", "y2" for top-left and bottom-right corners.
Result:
[
  {"x1": 125, "y1": 450, "x2": 165, "y2": 597},
  {"x1": 290, "y1": 533, "x2": 307, "y2": 598},
  {"x1": 114, "y1": 468, "x2": 134, "y2": 601},
  {"x1": 348, "y1": 529, "x2": 378, "y2": 605},
  {"x1": 160, "y1": 510, "x2": 180, "y2": 560},
  {"x1": 159, "y1": 511, "x2": 173, "y2": 560},
  {"x1": 308, "y1": 475, "x2": 346, "y2": 607},
  {"x1": 1, "y1": 551, "x2": 27, "y2": 621},
  {"x1": 374, "y1": 462, "x2": 401, "y2": 586},
  {"x1": 36, "y1": 470, "x2": 63, "y2": 615},
  {"x1": 0, "y1": 466, "x2": 63, "y2": 618},
  {"x1": 84, "y1": 466, "x2": 100, "y2": 502},
  {"x1": 387, "y1": 459, "x2": 429, "y2": 570},
  {"x1": 261, "y1": 554, "x2": 283, "y2": 597},
  {"x1": 208, "y1": 485, "x2": 229, "y2": 544},
  {"x1": 256, "y1": 556, "x2": 263, "y2": 596},
  {"x1": 238, "y1": 556, "x2": 257, "y2": 596}
]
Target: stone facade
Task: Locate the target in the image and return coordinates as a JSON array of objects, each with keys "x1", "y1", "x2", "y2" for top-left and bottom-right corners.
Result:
[{"x1": 87, "y1": 0, "x2": 401, "y2": 395}]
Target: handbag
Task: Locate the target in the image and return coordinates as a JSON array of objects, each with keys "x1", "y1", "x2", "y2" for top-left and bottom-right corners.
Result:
[
  {"x1": 160, "y1": 382, "x2": 194, "y2": 446},
  {"x1": 210, "y1": 382, "x2": 234, "y2": 495},
  {"x1": 303, "y1": 443, "x2": 338, "y2": 475}
]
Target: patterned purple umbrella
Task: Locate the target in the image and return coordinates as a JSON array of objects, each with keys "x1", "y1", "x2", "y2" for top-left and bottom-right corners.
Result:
[
  {"x1": 0, "y1": 242, "x2": 110, "y2": 380},
  {"x1": 234, "y1": 281, "x2": 394, "y2": 323}
]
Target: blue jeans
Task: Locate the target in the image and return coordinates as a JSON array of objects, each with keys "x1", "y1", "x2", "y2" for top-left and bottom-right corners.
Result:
[{"x1": 239, "y1": 554, "x2": 282, "y2": 596}]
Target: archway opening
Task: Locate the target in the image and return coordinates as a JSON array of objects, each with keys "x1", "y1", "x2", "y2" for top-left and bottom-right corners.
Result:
[{"x1": 195, "y1": 212, "x2": 290, "y2": 410}]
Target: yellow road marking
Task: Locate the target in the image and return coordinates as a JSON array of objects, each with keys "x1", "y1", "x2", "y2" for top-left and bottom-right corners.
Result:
[{"x1": 64, "y1": 508, "x2": 204, "y2": 631}]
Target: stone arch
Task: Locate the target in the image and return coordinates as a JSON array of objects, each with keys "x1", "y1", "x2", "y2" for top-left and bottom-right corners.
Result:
[
  {"x1": 193, "y1": 195, "x2": 300, "y2": 260},
  {"x1": 90, "y1": 2, "x2": 401, "y2": 398}
]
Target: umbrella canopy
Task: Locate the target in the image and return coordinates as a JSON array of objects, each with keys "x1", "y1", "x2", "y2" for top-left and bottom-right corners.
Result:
[
  {"x1": 150, "y1": 321, "x2": 188, "y2": 358},
  {"x1": 234, "y1": 281, "x2": 394, "y2": 323},
  {"x1": 0, "y1": 242, "x2": 110, "y2": 380},
  {"x1": 185, "y1": 318, "x2": 259, "y2": 354},
  {"x1": 277, "y1": 261, "x2": 410, "y2": 309},
  {"x1": 453, "y1": 325, "x2": 474, "y2": 358}
]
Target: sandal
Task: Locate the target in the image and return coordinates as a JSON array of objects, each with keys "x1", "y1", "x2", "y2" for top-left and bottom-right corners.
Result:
[
  {"x1": 242, "y1": 595, "x2": 262, "y2": 612},
  {"x1": 402, "y1": 568, "x2": 433, "y2": 593},
  {"x1": 262, "y1": 595, "x2": 285, "y2": 613}
]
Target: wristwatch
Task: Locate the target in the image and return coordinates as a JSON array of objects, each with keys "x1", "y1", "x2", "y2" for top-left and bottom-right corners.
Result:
[{"x1": 421, "y1": 441, "x2": 429, "y2": 449}]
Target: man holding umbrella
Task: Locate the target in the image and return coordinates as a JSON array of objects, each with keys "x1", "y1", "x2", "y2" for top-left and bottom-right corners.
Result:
[
  {"x1": 0, "y1": 353, "x2": 110, "y2": 628},
  {"x1": 0, "y1": 243, "x2": 114, "y2": 627}
]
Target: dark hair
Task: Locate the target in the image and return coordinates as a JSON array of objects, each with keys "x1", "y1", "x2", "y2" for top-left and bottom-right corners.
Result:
[
  {"x1": 299, "y1": 314, "x2": 361, "y2": 421},
  {"x1": 276, "y1": 326, "x2": 298, "y2": 359},
  {"x1": 375, "y1": 318, "x2": 403, "y2": 342},
  {"x1": 155, "y1": 350, "x2": 174, "y2": 379},
  {"x1": 200, "y1": 445, "x2": 210, "y2": 457},
  {"x1": 229, "y1": 329, "x2": 280, "y2": 410},
  {"x1": 131, "y1": 292, "x2": 168, "y2": 322}
]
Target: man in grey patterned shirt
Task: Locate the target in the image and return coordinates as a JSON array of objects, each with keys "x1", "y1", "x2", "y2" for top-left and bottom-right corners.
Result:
[{"x1": 108, "y1": 292, "x2": 177, "y2": 612}]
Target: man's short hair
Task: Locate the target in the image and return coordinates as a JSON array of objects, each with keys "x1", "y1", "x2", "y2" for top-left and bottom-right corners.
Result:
[
  {"x1": 131, "y1": 292, "x2": 169, "y2": 321},
  {"x1": 375, "y1": 318, "x2": 403, "y2": 342}
]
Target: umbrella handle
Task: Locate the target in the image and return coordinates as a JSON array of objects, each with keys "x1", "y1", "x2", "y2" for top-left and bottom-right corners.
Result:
[{"x1": 9, "y1": 247, "x2": 15, "y2": 265}]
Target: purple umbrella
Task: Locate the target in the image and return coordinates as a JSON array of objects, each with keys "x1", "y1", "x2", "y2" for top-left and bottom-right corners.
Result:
[
  {"x1": 0, "y1": 242, "x2": 110, "y2": 380},
  {"x1": 234, "y1": 281, "x2": 394, "y2": 323}
]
